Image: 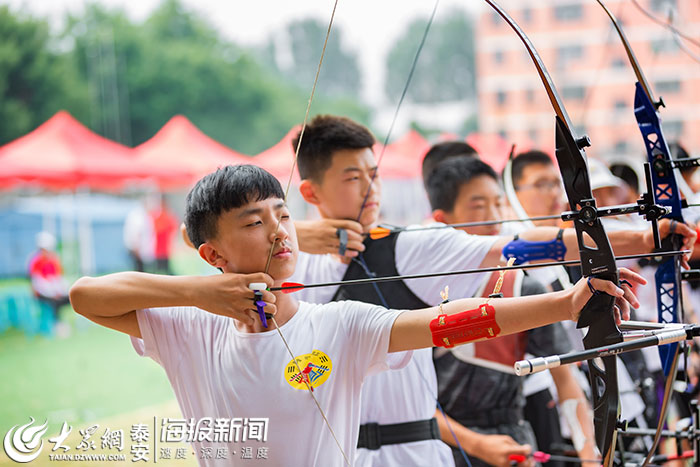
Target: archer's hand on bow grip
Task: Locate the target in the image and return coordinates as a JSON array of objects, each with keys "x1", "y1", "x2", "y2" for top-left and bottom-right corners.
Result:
[{"x1": 571, "y1": 268, "x2": 645, "y2": 326}]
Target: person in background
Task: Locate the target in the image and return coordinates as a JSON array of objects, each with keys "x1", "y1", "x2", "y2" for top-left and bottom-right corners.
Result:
[
  {"x1": 149, "y1": 196, "x2": 178, "y2": 275},
  {"x1": 427, "y1": 157, "x2": 598, "y2": 467},
  {"x1": 503, "y1": 152, "x2": 653, "y2": 456},
  {"x1": 123, "y1": 197, "x2": 154, "y2": 272},
  {"x1": 421, "y1": 141, "x2": 479, "y2": 189},
  {"x1": 670, "y1": 142, "x2": 700, "y2": 194},
  {"x1": 509, "y1": 150, "x2": 565, "y2": 228},
  {"x1": 588, "y1": 158, "x2": 629, "y2": 208},
  {"x1": 28, "y1": 231, "x2": 71, "y2": 336},
  {"x1": 610, "y1": 162, "x2": 641, "y2": 205}
]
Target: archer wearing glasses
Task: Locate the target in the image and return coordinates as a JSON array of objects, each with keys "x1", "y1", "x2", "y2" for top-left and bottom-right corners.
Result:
[{"x1": 508, "y1": 150, "x2": 564, "y2": 227}]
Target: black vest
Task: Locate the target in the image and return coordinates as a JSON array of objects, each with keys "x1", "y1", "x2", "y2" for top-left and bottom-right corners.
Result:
[{"x1": 331, "y1": 233, "x2": 429, "y2": 309}]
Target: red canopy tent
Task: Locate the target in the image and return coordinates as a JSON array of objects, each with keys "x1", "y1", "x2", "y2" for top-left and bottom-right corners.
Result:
[
  {"x1": 252, "y1": 126, "x2": 301, "y2": 184},
  {"x1": 0, "y1": 111, "x2": 186, "y2": 190},
  {"x1": 134, "y1": 115, "x2": 250, "y2": 188},
  {"x1": 377, "y1": 130, "x2": 431, "y2": 179},
  {"x1": 465, "y1": 132, "x2": 514, "y2": 173},
  {"x1": 251, "y1": 127, "x2": 430, "y2": 183},
  {"x1": 465, "y1": 132, "x2": 536, "y2": 172}
]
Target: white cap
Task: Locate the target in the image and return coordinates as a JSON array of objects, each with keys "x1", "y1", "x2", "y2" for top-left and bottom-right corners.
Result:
[
  {"x1": 36, "y1": 231, "x2": 56, "y2": 251},
  {"x1": 588, "y1": 158, "x2": 624, "y2": 191}
]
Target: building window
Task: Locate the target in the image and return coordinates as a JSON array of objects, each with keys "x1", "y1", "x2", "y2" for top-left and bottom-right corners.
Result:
[
  {"x1": 554, "y1": 4, "x2": 583, "y2": 21},
  {"x1": 614, "y1": 99, "x2": 627, "y2": 111},
  {"x1": 522, "y1": 7, "x2": 533, "y2": 23},
  {"x1": 525, "y1": 89, "x2": 535, "y2": 103},
  {"x1": 651, "y1": 0, "x2": 676, "y2": 13},
  {"x1": 493, "y1": 50, "x2": 504, "y2": 64},
  {"x1": 663, "y1": 120, "x2": 683, "y2": 137},
  {"x1": 528, "y1": 129, "x2": 538, "y2": 142},
  {"x1": 557, "y1": 45, "x2": 584, "y2": 69},
  {"x1": 614, "y1": 140, "x2": 629, "y2": 153},
  {"x1": 496, "y1": 90, "x2": 507, "y2": 106},
  {"x1": 650, "y1": 38, "x2": 679, "y2": 54},
  {"x1": 611, "y1": 57, "x2": 626, "y2": 68},
  {"x1": 655, "y1": 80, "x2": 681, "y2": 93},
  {"x1": 562, "y1": 86, "x2": 585, "y2": 100},
  {"x1": 498, "y1": 129, "x2": 508, "y2": 141}
]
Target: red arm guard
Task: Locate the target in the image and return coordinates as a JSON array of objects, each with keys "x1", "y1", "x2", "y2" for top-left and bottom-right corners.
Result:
[{"x1": 430, "y1": 303, "x2": 501, "y2": 348}]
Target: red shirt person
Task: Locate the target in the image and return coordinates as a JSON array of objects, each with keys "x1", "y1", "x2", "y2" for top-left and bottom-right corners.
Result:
[
  {"x1": 149, "y1": 199, "x2": 178, "y2": 274},
  {"x1": 28, "y1": 232, "x2": 70, "y2": 321}
]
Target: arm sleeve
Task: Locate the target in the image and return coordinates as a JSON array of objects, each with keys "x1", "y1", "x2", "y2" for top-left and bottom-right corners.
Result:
[
  {"x1": 130, "y1": 306, "x2": 225, "y2": 371},
  {"x1": 339, "y1": 301, "x2": 406, "y2": 377},
  {"x1": 396, "y1": 226, "x2": 499, "y2": 304}
]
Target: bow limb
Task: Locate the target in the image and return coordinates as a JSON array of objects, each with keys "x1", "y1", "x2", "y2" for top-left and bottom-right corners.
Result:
[
  {"x1": 502, "y1": 150, "x2": 532, "y2": 224},
  {"x1": 593, "y1": 2, "x2": 689, "y2": 464},
  {"x1": 483, "y1": 1, "x2": 622, "y2": 463}
]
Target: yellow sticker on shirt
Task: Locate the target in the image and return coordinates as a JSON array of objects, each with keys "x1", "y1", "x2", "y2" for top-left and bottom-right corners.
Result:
[{"x1": 285, "y1": 350, "x2": 332, "y2": 391}]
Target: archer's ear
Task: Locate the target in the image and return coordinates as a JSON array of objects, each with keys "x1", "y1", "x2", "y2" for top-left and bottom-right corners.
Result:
[
  {"x1": 181, "y1": 223, "x2": 195, "y2": 250},
  {"x1": 198, "y1": 242, "x2": 227, "y2": 268},
  {"x1": 299, "y1": 180, "x2": 321, "y2": 206},
  {"x1": 432, "y1": 209, "x2": 448, "y2": 224}
]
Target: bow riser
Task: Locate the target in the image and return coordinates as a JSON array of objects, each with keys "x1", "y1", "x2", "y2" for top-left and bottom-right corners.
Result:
[
  {"x1": 634, "y1": 81, "x2": 686, "y2": 377},
  {"x1": 655, "y1": 260, "x2": 681, "y2": 372},
  {"x1": 635, "y1": 83, "x2": 682, "y2": 218},
  {"x1": 555, "y1": 116, "x2": 622, "y2": 463}
]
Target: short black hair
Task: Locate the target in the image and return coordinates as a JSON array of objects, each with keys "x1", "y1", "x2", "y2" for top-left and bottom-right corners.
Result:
[
  {"x1": 185, "y1": 165, "x2": 284, "y2": 248},
  {"x1": 510, "y1": 150, "x2": 553, "y2": 187},
  {"x1": 293, "y1": 115, "x2": 376, "y2": 182},
  {"x1": 668, "y1": 142, "x2": 693, "y2": 174},
  {"x1": 422, "y1": 141, "x2": 478, "y2": 187},
  {"x1": 610, "y1": 163, "x2": 639, "y2": 192},
  {"x1": 426, "y1": 157, "x2": 498, "y2": 212}
]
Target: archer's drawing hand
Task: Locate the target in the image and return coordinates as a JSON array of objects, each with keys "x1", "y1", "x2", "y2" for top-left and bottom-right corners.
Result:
[
  {"x1": 569, "y1": 267, "x2": 646, "y2": 324},
  {"x1": 472, "y1": 433, "x2": 533, "y2": 467},
  {"x1": 652, "y1": 219, "x2": 696, "y2": 268},
  {"x1": 295, "y1": 219, "x2": 365, "y2": 258},
  {"x1": 195, "y1": 272, "x2": 276, "y2": 325}
]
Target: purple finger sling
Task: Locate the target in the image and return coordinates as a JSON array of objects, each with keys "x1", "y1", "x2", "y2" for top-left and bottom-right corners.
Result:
[{"x1": 254, "y1": 290, "x2": 268, "y2": 328}]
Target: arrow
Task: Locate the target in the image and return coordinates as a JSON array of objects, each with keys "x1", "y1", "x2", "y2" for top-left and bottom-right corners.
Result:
[
  {"x1": 367, "y1": 196, "x2": 669, "y2": 240},
  {"x1": 509, "y1": 451, "x2": 599, "y2": 464},
  {"x1": 270, "y1": 250, "x2": 687, "y2": 294},
  {"x1": 367, "y1": 215, "x2": 563, "y2": 240}
]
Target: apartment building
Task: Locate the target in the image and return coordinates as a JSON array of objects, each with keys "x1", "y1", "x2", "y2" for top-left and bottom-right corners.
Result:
[{"x1": 475, "y1": 0, "x2": 700, "y2": 163}]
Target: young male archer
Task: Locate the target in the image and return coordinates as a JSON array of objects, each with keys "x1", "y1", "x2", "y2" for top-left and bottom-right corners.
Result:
[
  {"x1": 427, "y1": 156, "x2": 598, "y2": 467},
  {"x1": 69, "y1": 164, "x2": 640, "y2": 467}
]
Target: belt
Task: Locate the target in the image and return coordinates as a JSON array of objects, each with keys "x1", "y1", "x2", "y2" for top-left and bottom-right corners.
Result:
[
  {"x1": 357, "y1": 418, "x2": 440, "y2": 450},
  {"x1": 459, "y1": 407, "x2": 523, "y2": 428}
]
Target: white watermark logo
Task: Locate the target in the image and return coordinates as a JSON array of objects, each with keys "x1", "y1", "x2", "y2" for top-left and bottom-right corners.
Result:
[
  {"x1": 3, "y1": 417, "x2": 48, "y2": 463},
  {"x1": 3, "y1": 416, "x2": 270, "y2": 463}
]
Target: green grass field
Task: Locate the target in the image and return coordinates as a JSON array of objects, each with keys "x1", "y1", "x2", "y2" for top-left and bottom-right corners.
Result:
[{"x1": 0, "y1": 305, "x2": 195, "y2": 466}]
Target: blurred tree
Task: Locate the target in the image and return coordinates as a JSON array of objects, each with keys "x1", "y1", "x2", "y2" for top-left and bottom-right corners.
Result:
[
  {"x1": 0, "y1": 6, "x2": 88, "y2": 145},
  {"x1": 385, "y1": 9, "x2": 477, "y2": 103},
  {"x1": 261, "y1": 18, "x2": 362, "y2": 99},
  {"x1": 65, "y1": 1, "x2": 369, "y2": 154}
]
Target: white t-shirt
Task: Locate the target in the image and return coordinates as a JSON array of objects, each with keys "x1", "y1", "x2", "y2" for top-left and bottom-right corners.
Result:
[
  {"x1": 291, "y1": 226, "x2": 497, "y2": 467},
  {"x1": 131, "y1": 300, "x2": 403, "y2": 467}
]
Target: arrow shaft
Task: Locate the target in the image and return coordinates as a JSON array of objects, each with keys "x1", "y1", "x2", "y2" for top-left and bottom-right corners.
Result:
[{"x1": 272, "y1": 251, "x2": 686, "y2": 292}]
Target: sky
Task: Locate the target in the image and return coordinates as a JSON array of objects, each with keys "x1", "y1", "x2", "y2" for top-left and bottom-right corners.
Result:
[{"x1": 6, "y1": 0, "x2": 481, "y2": 104}]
